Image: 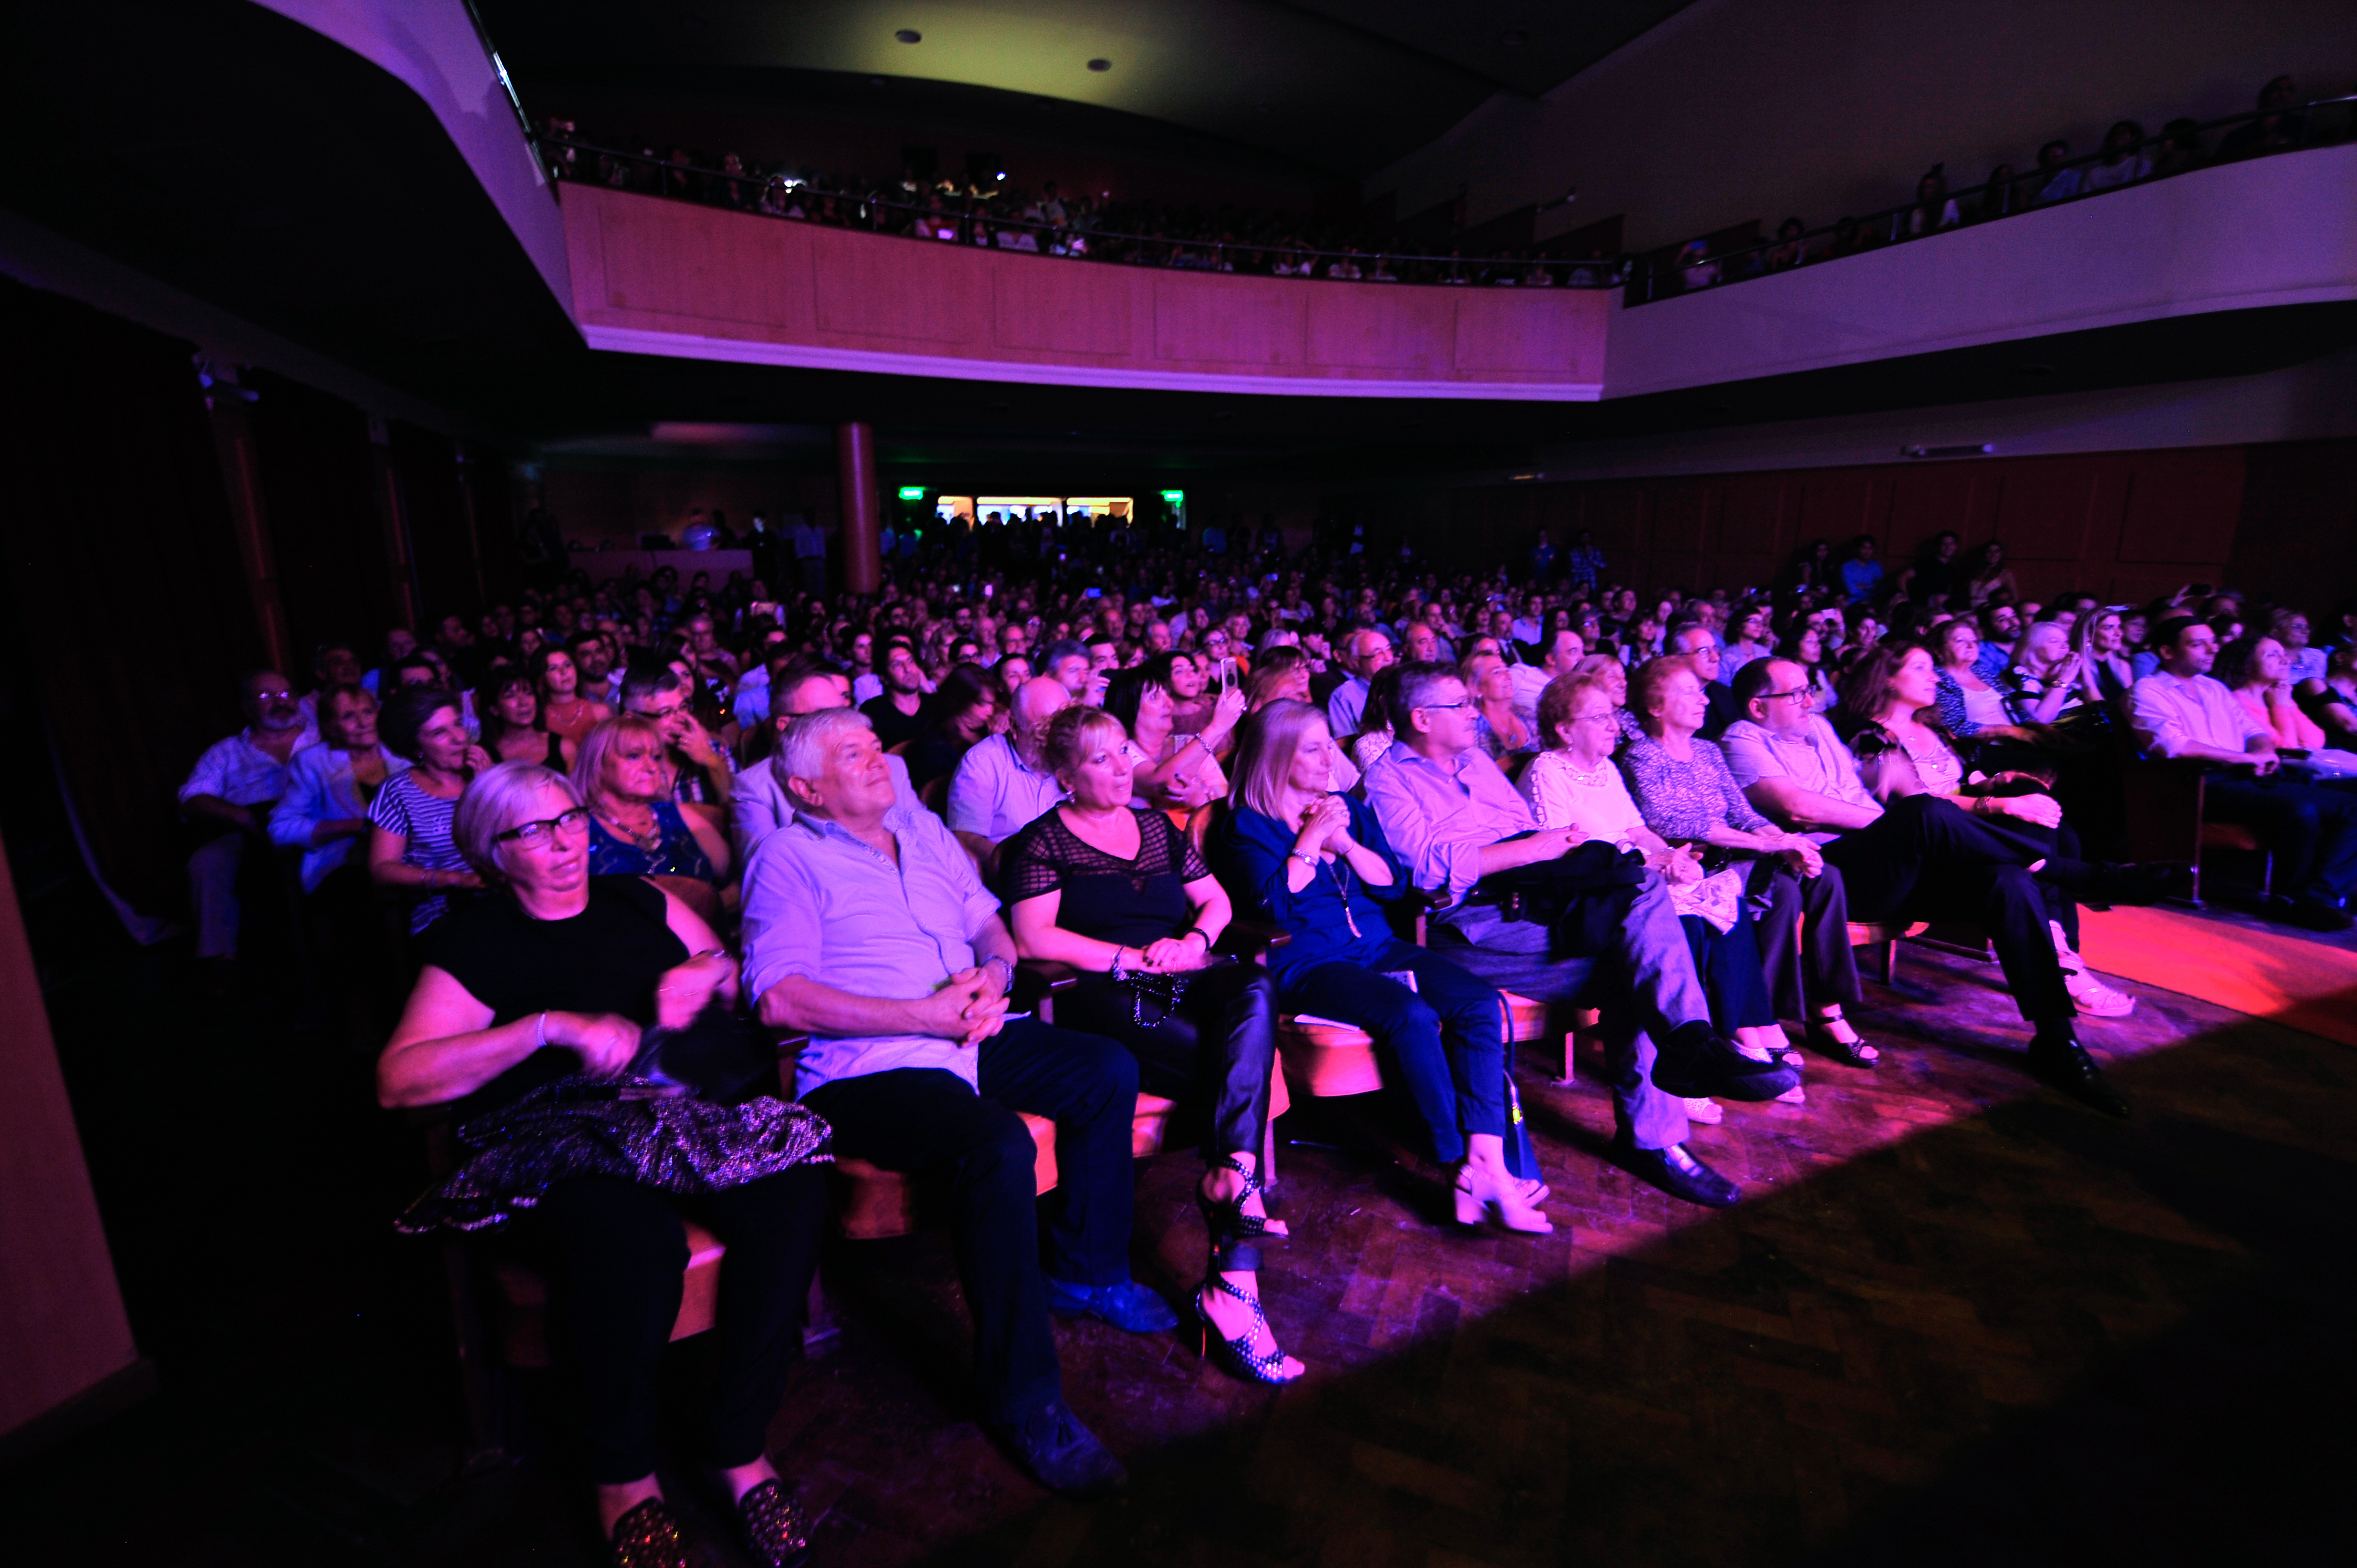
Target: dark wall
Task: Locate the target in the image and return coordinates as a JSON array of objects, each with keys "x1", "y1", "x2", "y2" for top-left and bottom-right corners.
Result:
[
  {"x1": 0, "y1": 280, "x2": 263, "y2": 914},
  {"x1": 1435, "y1": 441, "x2": 2356, "y2": 613},
  {"x1": 248, "y1": 372, "x2": 398, "y2": 672}
]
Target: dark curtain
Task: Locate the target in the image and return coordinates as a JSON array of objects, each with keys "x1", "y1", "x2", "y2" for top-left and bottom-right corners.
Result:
[
  {"x1": 392, "y1": 421, "x2": 476, "y2": 632},
  {"x1": 466, "y1": 451, "x2": 526, "y2": 611},
  {"x1": 246, "y1": 370, "x2": 397, "y2": 675},
  {"x1": 0, "y1": 279, "x2": 263, "y2": 917}
]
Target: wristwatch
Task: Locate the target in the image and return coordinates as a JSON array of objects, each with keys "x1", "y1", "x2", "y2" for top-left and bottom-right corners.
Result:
[{"x1": 980, "y1": 953, "x2": 1015, "y2": 991}]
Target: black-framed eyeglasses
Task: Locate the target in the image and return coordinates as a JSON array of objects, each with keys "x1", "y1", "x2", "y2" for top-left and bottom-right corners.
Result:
[
  {"x1": 496, "y1": 807, "x2": 591, "y2": 845},
  {"x1": 1759, "y1": 688, "x2": 1813, "y2": 704},
  {"x1": 1417, "y1": 699, "x2": 1469, "y2": 712}
]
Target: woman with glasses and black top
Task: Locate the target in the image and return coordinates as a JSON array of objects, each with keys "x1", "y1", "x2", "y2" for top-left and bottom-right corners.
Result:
[{"x1": 378, "y1": 761, "x2": 827, "y2": 1568}]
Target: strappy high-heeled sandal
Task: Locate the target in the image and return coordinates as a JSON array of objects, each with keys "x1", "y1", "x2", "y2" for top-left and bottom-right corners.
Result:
[
  {"x1": 1195, "y1": 1153, "x2": 1288, "y2": 1246},
  {"x1": 1195, "y1": 1273, "x2": 1301, "y2": 1384}
]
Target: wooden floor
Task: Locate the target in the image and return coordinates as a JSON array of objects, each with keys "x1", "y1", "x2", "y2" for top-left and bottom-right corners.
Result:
[{"x1": 13, "y1": 934, "x2": 2357, "y2": 1567}]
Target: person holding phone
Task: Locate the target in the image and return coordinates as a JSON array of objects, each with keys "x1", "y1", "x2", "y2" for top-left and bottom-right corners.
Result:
[{"x1": 1110, "y1": 660, "x2": 1244, "y2": 813}]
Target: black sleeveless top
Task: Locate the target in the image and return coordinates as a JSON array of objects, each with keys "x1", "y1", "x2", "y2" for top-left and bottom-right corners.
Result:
[
  {"x1": 422, "y1": 875, "x2": 688, "y2": 1118},
  {"x1": 1000, "y1": 807, "x2": 1210, "y2": 949}
]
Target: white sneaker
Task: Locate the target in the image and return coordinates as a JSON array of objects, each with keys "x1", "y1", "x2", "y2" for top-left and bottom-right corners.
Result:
[
  {"x1": 1682, "y1": 1097, "x2": 1724, "y2": 1125},
  {"x1": 2066, "y1": 968, "x2": 2137, "y2": 1017}
]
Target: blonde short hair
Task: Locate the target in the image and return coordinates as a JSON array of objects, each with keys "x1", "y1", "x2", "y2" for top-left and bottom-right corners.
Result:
[
  {"x1": 570, "y1": 714, "x2": 666, "y2": 801},
  {"x1": 453, "y1": 761, "x2": 583, "y2": 879}
]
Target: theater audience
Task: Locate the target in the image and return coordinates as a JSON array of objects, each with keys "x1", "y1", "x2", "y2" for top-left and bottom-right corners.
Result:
[
  {"x1": 1002, "y1": 708, "x2": 1297, "y2": 1383},
  {"x1": 478, "y1": 667, "x2": 575, "y2": 770},
  {"x1": 1726, "y1": 655, "x2": 2155, "y2": 1115},
  {"x1": 861, "y1": 637, "x2": 930, "y2": 749},
  {"x1": 369, "y1": 685, "x2": 490, "y2": 936},
  {"x1": 2075, "y1": 607, "x2": 2137, "y2": 708},
  {"x1": 1463, "y1": 648, "x2": 1535, "y2": 760},
  {"x1": 1324, "y1": 627, "x2": 1396, "y2": 738},
  {"x1": 270, "y1": 683, "x2": 403, "y2": 898},
  {"x1": 532, "y1": 644, "x2": 612, "y2": 745},
  {"x1": 2132, "y1": 620, "x2": 2357, "y2": 931},
  {"x1": 575, "y1": 716, "x2": 733, "y2": 926},
  {"x1": 179, "y1": 669, "x2": 316, "y2": 982},
  {"x1": 1668, "y1": 624, "x2": 1741, "y2": 737},
  {"x1": 1620, "y1": 659, "x2": 1869, "y2": 1072},
  {"x1": 730, "y1": 662, "x2": 921, "y2": 863},
  {"x1": 1964, "y1": 540, "x2": 2020, "y2": 608},
  {"x1": 2297, "y1": 644, "x2": 2357, "y2": 745},
  {"x1": 948, "y1": 675, "x2": 1072, "y2": 863},
  {"x1": 1362, "y1": 662, "x2": 1797, "y2": 1209},
  {"x1": 1213, "y1": 700, "x2": 1549, "y2": 1229},
  {"x1": 904, "y1": 665, "x2": 999, "y2": 791},
  {"x1": 1107, "y1": 661, "x2": 1242, "y2": 814},
  {"x1": 742, "y1": 708, "x2": 1155, "y2": 1494},
  {"x1": 375, "y1": 761, "x2": 826, "y2": 1566},
  {"x1": 621, "y1": 664, "x2": 735, "y2": 809}
]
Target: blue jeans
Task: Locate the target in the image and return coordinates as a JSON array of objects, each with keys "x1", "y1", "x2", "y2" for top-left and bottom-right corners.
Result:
[{"x1": 1281, "y1": 940, "x2": 1505, "y2": 1164}]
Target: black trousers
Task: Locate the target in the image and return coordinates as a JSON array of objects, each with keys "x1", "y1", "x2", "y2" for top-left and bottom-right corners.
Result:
[
  {"x1": 1048, "y1": 961, "x2": 1278, "y2": 1160},
  {"x1": 799, "y1": 1019, "x2": 1138, "y2": 1424},
  {"x1": 506, "y1": 1165, "x2": 828, "y2": 1485},
  {"x1": 2204, "y1": 773, "x2": 2357, "y2": 905},
  {"x1": 1749, "y1": 861, "x2": 1862, "y2": 1019},
  {"x1": 1821, "y1": 795, "x2": 2074, "y2": 1024}
]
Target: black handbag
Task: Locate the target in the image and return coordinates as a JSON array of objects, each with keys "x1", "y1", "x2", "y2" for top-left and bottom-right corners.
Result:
[
  {"x1": 1470, "y1": 839, "x2": 1650, "y2": 957},
  {"x1": 623, "y1": 1004, "x2": 785, "y2": 1104}
]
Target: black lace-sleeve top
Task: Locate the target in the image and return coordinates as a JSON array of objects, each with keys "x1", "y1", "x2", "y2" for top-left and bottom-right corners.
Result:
[{"x1": 1000, "y1": 806, "x2": 1211, "y2": 948}]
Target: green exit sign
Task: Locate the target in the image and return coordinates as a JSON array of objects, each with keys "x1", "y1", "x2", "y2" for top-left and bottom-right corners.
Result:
[
  {"x1": 1160, "y1": 490, "x2": 1185, "y2": 504},
  {"x1": 897, "y1": 486, "x2": 926, "y2": 500}
]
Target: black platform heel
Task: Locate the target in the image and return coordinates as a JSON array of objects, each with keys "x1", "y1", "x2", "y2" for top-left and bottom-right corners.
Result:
[
  {"x1": 1195, "y1": 1154, "x2": 1300, "y2": 1384},
  {"x1": 1195, "y1": 1273, "x2": 1301, "y2": 1384}
]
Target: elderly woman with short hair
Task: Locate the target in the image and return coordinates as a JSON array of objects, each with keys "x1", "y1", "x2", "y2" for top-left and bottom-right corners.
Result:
[
  {"x1": 1621, "y1": 656, "x2": 1871, "y2": 1073},
  {"x1": 378, "y1": 761, "x2": 826, "y2": 1568}
]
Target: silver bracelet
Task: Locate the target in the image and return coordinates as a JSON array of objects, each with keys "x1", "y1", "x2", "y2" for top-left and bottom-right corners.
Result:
[{"x1": 534, "y1": 1010, "x2": 548, "y2": 1050}]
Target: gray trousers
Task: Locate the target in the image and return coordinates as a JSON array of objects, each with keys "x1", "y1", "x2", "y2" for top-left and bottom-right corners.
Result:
[{"x1": 1433, "y1": 873, "x2": 1707, "y2": 1152}]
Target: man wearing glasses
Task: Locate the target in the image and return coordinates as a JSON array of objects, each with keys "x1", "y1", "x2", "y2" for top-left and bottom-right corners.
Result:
[
  {"x1": 1723, "y1": 658, "x2": 2168, "y2": 1116},
  {"x1": 179, "y1": 669, "x2": 318, "y2": 987},
  {"x1": 620, "y1": 665, "x2": 735, "y2": 812},
  {"x1": 1365, "y1": 661, "x2": 1796, "y2": 1208}
]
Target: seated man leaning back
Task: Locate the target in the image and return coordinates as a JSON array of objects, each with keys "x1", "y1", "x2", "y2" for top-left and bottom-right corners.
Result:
[{"x1": 740, "y1": 707, "x2": 1170, "y2": 1499}]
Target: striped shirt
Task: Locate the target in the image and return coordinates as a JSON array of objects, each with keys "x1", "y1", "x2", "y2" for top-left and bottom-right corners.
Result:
[{"x1": 369, "y1": 770, "x2": 471, "y2": 932}]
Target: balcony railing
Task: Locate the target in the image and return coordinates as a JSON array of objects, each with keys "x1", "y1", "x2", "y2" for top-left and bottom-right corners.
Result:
[
  {"x1": 533, "y1": 136, "x2": 1624, "y2": 291},
  {"x1": 1628, "y1": 94, "x2": 2357, "y2": 305}
]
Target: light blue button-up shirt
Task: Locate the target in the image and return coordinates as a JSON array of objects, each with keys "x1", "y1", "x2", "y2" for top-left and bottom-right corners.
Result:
[{"x1": 740, "y1": 798, "x2": 1004, "y2": 1097}]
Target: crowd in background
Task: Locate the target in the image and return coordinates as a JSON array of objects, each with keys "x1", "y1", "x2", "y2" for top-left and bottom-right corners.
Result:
[
  {"x1": 169, "y1": 506, "x2": 2357, "y2": 1565},
  {"x1": 1660, "y1": 73, "x2": 2353, "y2": 294},
  {"x1": 538, "y1": 68, "x2": 2348, "y2": 299}
]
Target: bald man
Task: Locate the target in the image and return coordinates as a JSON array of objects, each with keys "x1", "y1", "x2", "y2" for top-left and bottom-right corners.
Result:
[{"x1": 948, "y1": 675, "x2": 1072, "y2": 865}]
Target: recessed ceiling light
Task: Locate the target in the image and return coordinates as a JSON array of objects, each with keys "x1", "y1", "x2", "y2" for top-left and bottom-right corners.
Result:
[
  {"x1": 894, "y1": 29, "x2": 920, "y2": 44},
  {"x1": 1500, "y1": 29, "x2": 1530, "y2": 48},
  {"x1": 1087, "y1": 58, "x2": 1111, "y2": 72}
]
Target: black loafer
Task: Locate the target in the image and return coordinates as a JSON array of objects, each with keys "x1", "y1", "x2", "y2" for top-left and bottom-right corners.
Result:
[
  {"x1": 2027, "y1": 1030, "x2": 2130, "y2": 1118},
  {"x1": 992, "y1": 1399, "x2": 1128, "y2": 1497},
  {"x1": 1652, "y1": 1022, "x2": 1802, "y2": 1102},
  {"x1": 1615, "y1": 1137, "x2": 1741, "y2": 1208},
  {"x1": 2282, "y1": 897, "x2": 2356, "y2": 933}
]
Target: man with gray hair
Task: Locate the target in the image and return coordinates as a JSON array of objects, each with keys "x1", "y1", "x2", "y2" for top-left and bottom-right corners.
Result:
[{"x1": 743, "y1": 707, "x2": 1164, "y2": 1496}]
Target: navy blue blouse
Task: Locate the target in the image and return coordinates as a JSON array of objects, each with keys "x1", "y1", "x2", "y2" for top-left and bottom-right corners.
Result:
[{"x1": 1210, "y1": 793, "x2": 1417, "y2": 983}]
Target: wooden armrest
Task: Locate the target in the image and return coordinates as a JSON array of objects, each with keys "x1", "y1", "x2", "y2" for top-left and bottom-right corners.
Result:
[
  {"x1": 1222, "y1": 920, "x2": 1293, "y2": 955},
  {"x1": 1012, "y1": 958, "x2": 1083, "y2": 1009}
]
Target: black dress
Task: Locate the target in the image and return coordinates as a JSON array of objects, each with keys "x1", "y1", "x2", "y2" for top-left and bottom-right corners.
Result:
[
  {"x1": 418, "y1": 876, "x2": 824, "y2": 1484},
  {"x1": 1001, "y1": 807, "x2": 1278, "y2": 1159}
]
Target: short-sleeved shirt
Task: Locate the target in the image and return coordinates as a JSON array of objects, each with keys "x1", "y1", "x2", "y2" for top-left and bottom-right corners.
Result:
[
  {"x1": 1001, "y1": 807, "x2": 1209, "y2": 948},
  {"x1": 369, "y1": 770, "x2": 472, "y2": 932},
  {"x1": 586, "y1": 798, "x2": 716, "y2": 884},
  {"x1": 180, "y1": 726, "x2": 315, "y2": 809},
  {"x1": 1721, "y1": 716, "x2": 1879, "y2": 844},
  {"x1": 945, "y1": 733, "x2": 1066, "y2": 844},
  {"x1": 740, "y1": 800, "x2": 1004, "y2": 1097},
  {"x1": 424, "y1": 876, "x2": 686, "y2": 1120}
]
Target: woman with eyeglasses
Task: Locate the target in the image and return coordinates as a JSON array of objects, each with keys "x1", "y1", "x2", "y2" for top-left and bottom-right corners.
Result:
[
  {"x1": 1618, "y1": 658, "x2": 1868, "y2": 1078},
  {"x1": 378, "y1": 761, "x2": 827, "y2": 1568},
  {"x1": 575, "y1": 715, "x2": 733, "y2": 929}
]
